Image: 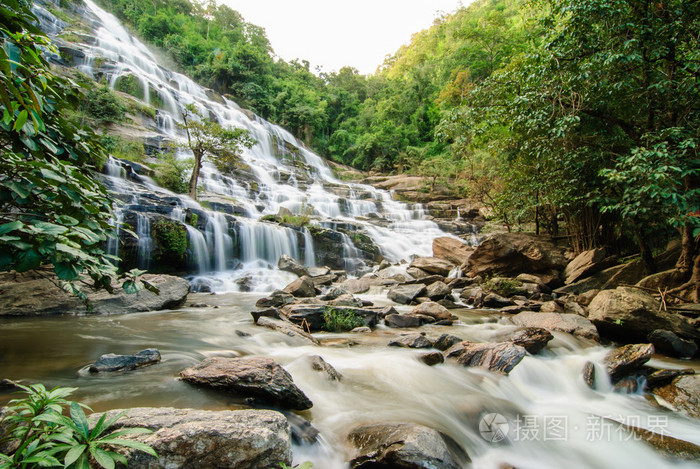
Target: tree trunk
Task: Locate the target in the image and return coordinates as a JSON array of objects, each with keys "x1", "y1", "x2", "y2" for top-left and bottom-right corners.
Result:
[
  {"x1": 631, "y1": 219, "x2": 656, "y2": 275},
  {"x1": 691, "y1": 253, "x2": 700, "y2": 302},
  {"x1": 188, "y1": 153, "x2": 202, "y2": 201},
  {"x1": 676, "y1": 223, "x2": 696, "y2": 275}
]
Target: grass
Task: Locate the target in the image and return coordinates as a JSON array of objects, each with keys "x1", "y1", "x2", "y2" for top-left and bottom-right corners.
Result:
[{"x1": 323, "y1": 307, "x2": 366, "y2": 332}]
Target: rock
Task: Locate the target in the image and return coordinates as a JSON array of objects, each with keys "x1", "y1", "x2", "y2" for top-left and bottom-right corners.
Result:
[
  {"x1": 515, "y1": 273, "x2": 551, "y2": 292},
  {"x1": 605, "y1": 343, "x2": 655, "y2": 381},
  {"x1": 646, "y1": 369, "x2": 695, "y2": 389},
  {"x1": 0, "y1": 271, "x2": 192, "y2": 316},
  {"x1": 652, "y1": 375, "x2": 700, "y2": 419},
  {"x1": 509, "y1": 312, "x2": 600, "y2": 340},
  {"x1": 406, "y1": 267, "x2": 431, "y2": 279},
  {"x1": 447, "y1": 341, "x2": 527, "y2": 374},
  {"x1": 385, "y1": 314, "x2": 423, "y2": 328},
  {"x1": 406, "y1": 274, "x2": 448, "y2": 286},
  {"x1": 432, "y1": 237, "x2": 473, "y2": 266},
  {"x1": 411, "y1": 302, "x2": 455, "y2": 321},
  {"x1": 467, "y1": 233, "x2": 567, "y2": 277},
  {"x1": 251, "y1": 308, "x2": 280, "y2": 323},
  {"x1": 425, "y1": 281, "x2": 451, "y2": 300},
  {"x1": 179, "y1": 356, "x2": 313, "y2": 410},
  {"x1": 460, "y1": 286, "x2": 484, "y2": 306},
  {"x1": 279, "y1": 304, "x2": 326, "y2": 331},
  {"x1": 340, "y1": 278, "x2": 372, "y2": 294},
  {"x1": 308, "y1": 274, "x2": 334, "y2": 286},
  {"x1": 256, "y1": 317, "x2": 320, "y2": 345},
  {"x1": 420, "y1": 352, "x2": 445, "y2": 366},
  {"x1": 588, "y1": 287, "x2": 699, "y2": 343},
  {"x1": 90, "y1": 407, "x2": 292, "y2": 469},
  {"x1": 307, "y1": 355, "x2": 342, "y2": 381},
  {"x1": 351, "y1": 326, "x2": 371, "y2": 333},
  {"x1": 539, "y1": 300, "x2": 564, "y2": 313},
  {"x1": 282, "y1": 276, "x2": 317, "y2": 298},
  {"x1": 434, "y1": 334, "x2": 463, "y2": 351},
  {"x1": 388, "y1": 284, "x2": 426, "y2": 304},
  {"x1": 328, "y1": 293, "x2": 364, "y2": 308},
  {"x1": 409, "y1": 257, "x2": 456, "y2": 276},
  {"x1": 255, "y1": 290, "x2": 296, "y2": 308},
  {"x1": 492, "y1": 328, "x2": 554, "y2": 354},
  {"x1": 89, "y1": 349, "x2": 161, "y2": 373},
  {"x1": 388, "y1": 333, "x2": 434, "y2": 349},
  {"x1": 437, "y1": 299, "x2": 460, "y2": 309},
  {"x1": 648, "y1": 330, "x2": 698, "y2": 358},
  {"x1": 482, "y1": 293, "x2": 515, "y2": 308},
  {"x1": 307, "y1": 266, "x2": 331, "y2": 277},
  {"x1": 320, "y1": 287, "x2": 348, "y2": 301},
  {"x1": 563, "y1": 248, "x2": 607, "y2": 284},
  {"x1": 617, "y1": 422, "x2": 700, "y2": 462},
  {"x1": 347, "y1": 423, "x2": 469, "y2": 469},
  {"x1": 583, "y1": 361, "x2": 596, "y2": 388},
  {"x1": 379, "y1": 305, "x2": 399, "y2": 318}
]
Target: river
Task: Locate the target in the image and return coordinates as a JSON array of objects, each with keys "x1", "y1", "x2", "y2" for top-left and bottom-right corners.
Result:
[{"x1": 1, "y1": 292, "x2": 699, "y2": 468}]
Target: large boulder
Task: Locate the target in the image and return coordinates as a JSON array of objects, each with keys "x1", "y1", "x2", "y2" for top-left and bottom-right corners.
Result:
[
  {"x1": 652, "y1": 375, "x2": 700, "y2": 419},
  {"x1": 425, "y1": 281, "x2": 451, "y2": 300},
  {"x1": 492, "y1": 328, "x2": 554, "y2": 354},
  {"x1": 89, "y1": 349, "x2": 161, "y2": 373},
  {"x1": 388, "y1": 284, "x2": 426, "y2": 304},
  {"x1": 347, "y1": 423, "x2": 469, "y2": 469},
  {"x1": 0, "y1": 271, "x2": 189, "y2": 316},
  {"x1": 446, "y1": 341, "x2": 527, "y2": 374},
  {"x1": 432, "y1": 237, "x2": 473, "y2": 266},
  {"x1": 467, "y1": 233, "x2": 567, "y2": 277},
  {"x1": 385, "y1": 314, "x2": 423, "y2": 328},
  {"x1": 388, "y1": 333, "x2": 434, "y2": 349},
  {"x1": 409, "y1": 257, "x2": 455, "y2": 276},
  {"x1": 648, "y1": 330, "x2": 698, "y2": 358},
  {"x1": 605, "y1": 343, "x2": 655, "y2": 381},
  {"x1": 277, "y1": 254, "x2": 309, "y2": 277},
  {"x1": 282, "y1": 276, "x2": 317, "y2": 298},
  {"x1": 509, "y1": 312, "x2": 599, "y2": 341},
  {"x1": 563, "y1": 248, "x2": 608, "y2": 284},
  {"x1": 255, "y1": 290, "x2": 296, "y2": 308},
  {"x1": 588, "y1": 287, "x2": 699, "y2": 343},
  {"x1": 179, "y1": 356, "x2": 313, "y2": 410},
  {"x1": 91, "y1": 407, "x2": 292, "y2": 469},
  {"x1": 411, "y1": 302, "x2": 455, "y2": 322}
]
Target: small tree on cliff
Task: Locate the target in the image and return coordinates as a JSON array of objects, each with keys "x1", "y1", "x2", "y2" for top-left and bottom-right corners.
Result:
[{"x1": 178, "y1": 103, "x2": 255, "y2": 200}]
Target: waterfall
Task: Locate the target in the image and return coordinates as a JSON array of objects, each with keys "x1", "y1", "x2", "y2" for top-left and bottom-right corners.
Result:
[
  {"x1": 135, "y1": 214, "x2": 152, "y2": 270},
  {"x1": 303, "y1": 227, "x2": 316, "y2": 267},
  {"x1": 205, "y1": 213, "x2": 232, "y2": 272}
]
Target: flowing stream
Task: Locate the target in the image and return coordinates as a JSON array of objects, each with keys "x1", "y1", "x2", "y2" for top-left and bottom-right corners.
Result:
[{"x1": 1, "y1": 294, "x2": 699, "y2": 468}]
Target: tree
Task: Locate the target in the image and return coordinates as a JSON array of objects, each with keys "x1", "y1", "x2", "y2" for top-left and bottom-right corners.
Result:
[
  {"x1": 178, "y1": 103, "x2": 255, "y2": 200},
  {"x1": 0, "y1": 0, "x2": 133, "y2": 297}
]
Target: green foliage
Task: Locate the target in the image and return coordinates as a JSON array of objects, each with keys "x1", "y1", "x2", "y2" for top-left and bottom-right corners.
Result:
[
  {"x1": 100, "y1": 134, "x2": 145, "y2": 163},
  {"x1": 0, "y1": 383, "x2": 157, "y2": 469},
  {"x1": 322, "y1": 307, "x2": 365, "y2": 332},
  {"x1": 179, "y1": 103, "x2": 255, "y2": 199},
  {"x1": 483, "y1": 276, "x2": 523, "y2": 296},
  {"x1": 152, "y1": 218, "x2": 187, "y2": 263},
  {"x1": 152, "y1": 151, "x2": 193, "y2": 194}
]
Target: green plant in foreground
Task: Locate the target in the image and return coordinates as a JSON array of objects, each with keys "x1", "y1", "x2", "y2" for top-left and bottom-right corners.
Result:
[
  {"x1": 0, "y1": 383, "x2": 157, "y2": 469},
  {"x1": 322, "y1": 307, "x2": 365, "y2": 332}
]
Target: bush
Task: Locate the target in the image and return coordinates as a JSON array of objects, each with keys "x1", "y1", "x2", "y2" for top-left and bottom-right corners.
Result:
[
  {"x1": 83, "y1": 85, "x2": 126, "y2": 123},
  {"x1": 100, "y1": 134, "x2": 145, "y2": 163},
  {"x1": 152, "y1": 218, "x2": 188, "y2": 263},
  {"x1": 0, "y1": 383, "x2": 156, "y2": 468},
  {"x1": 152, "y1": 151, "x2": 194, "y2": 194},
  {"x1": 323, "y1": 307, "x2": 365, "y2": 332},
  {"x1": 483, "y1": 276, "x2": 523, "y2": 297}
]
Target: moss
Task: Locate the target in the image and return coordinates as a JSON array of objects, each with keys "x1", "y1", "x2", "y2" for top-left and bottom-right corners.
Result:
[
  {"x1": 483, "y1": 277, "x2": 523, "y2": 297},
  {"x1": 152, "y1": 219, "x2": 187, "y2": 263},
  {"x1": 114, "y1": 74, "x2": 144, "y2": 99}
]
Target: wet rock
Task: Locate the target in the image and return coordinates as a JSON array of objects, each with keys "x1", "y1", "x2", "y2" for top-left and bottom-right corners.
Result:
[
  {"x1": 515, "y1": 273, "x2": 551, "y2": 292},
  {"x1": 256, "y1": 316, "x2": 320, "y2": 345},
  {"x1": 235, "y1": 330, "x2": 251, "y2": 337},
  {"x1": 328, "y1": 294, "x2": 364, "y2": 308},
  {"x1": 409, "y1": 257, "x2": 456, "y2": 276},
  {"x1": 467, "y1": 233, "x2": 567, "y2": 277},
  {"x1": 282, "y1": 276, "x2": 317, "y2": 298},
  {"x1": 388, "y1": 333, "x2": 434, "y2": 349},
  {"x1": 434, "y1": 334, "x2": 463, "y2": 351},
  {"x1": 605, "y1": 343, "x2": 655, "y2": 382},
  {"x1": 432, "y1": 237, "x2": 474, "y2": 266},
  {"x1": 500, "y1": 305, "x2": 532, "y2": 314},
  {"x1": 286, "y1": 413, "x2": 320, "y2": 445},
  {"x1": 588, "y1": 287, "x2": 699, "y2": 343},
  {"x1": 648, "y1": 329, "x2": 698, "y2": 358},
  {"x1": 351, "y1": 326, "x2": 371, "y2": 333},
  {"x1": 420, "y1": 352, "x2": 445, "y2": 366},
  {"x1": 646, "y1": 369, "x2": 695, "y2": 389},
  {"x1": 307, "y1": 266, "x2": 331, "y2": 277},
  {"x1": 320, "y1": 287, "x2": 348, "y2": 301},
  {"x1": 277, "y1": 254, "x2": 309, "y2": 277},
  {"x1": 563, "y1": 248, "x2": 607, "y2": 284},
  {"x1": 450, "y1": 342, "x2": 527, "y2": 374},
  {"x1": 411, "y1": 302, "x2": 455, "y2": 322},
  {"x1": 340, "y1": 278, "x2": 372, "y2": 294},
  {"x1": 255, "y1": 290, "x2": 296, "y2": 308},
  {"x1": 406, "y1": 267, "x2": 431, "y2": 279},
  {"x1": 652, "y1": 375, "x2": 700, "y2": 419},
  {"x1": 539, "y1": 300, "x2": 564, "y2": 313},
  {"x1": 89, "y1": 348, "x2": 161, "y2": 373},
  {"x1": 460, "y1": 286, "x2": 484, "y2": 306},
  {"x1": 179, "y1": 356, "x2": 313, "y2": 410},
  {"x1": 348, "y1": 422, "x2": 469, "y2": 469},
  {"x1": 385, "y1": 314, "x2": 423, "y2": 328},
  {"x1": 309, "y1": 274, "x2": 334, "y2": 286},
  {"x1": 617, "y1": 422, "x2": 700, "y2": 462},
  {"x1": 251, "y1": 308, "x2": 280, "y2": 323},
  {"x1": 379, "y1": 305, "x2": 399, "y2": 318},
  {"x1": 280, "y1": 304, "x2": 326, "y2": 331},
  {"x1": 388, "y1": 284, "x2": 426, "y2": 304},
  {"x1": 425, "y1": 281, "x2": 451, "y2": 300},
  {"x1": 306, "y1": 355, "x2": 343, "y2": 381},
  {"x1": 493, "y1": 328, "x2": 554, "y2": 354},
  {"x1": 90, "y1": 407, "x2": 292, "y2": 469},
  {"x1": 437, "y1": 299, "x2": 460, "y2": 309},
  {"x1": 482, "y1": 293, "x2": 515, "y2": 308},
  {"x1": 509, "y1": 312, "x2": 600, "y2": 341},
  {"x1": 583, "y1": 361, "x2": 596, "y2": 388}
]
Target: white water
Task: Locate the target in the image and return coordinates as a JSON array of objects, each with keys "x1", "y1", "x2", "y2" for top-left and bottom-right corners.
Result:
[{"x1": 44, "y1": 0, "x2": 473, "y2": 292}]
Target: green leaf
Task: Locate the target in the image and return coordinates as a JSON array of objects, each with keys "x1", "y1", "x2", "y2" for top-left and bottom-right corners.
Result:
[
  {"x1": 13, "y1": 109, "x2": 28, "y2": 131},
  {"x1": 141, "y1": 280, "x2": 160, "y2": 295},
  {"x1": 90, "y1": 447, "x2": 115, "y2": 469},
  {"x1": 54, "y1": 262, "x2": 81, "y2": 281},
  {"x1": 16, "y1": 249, "x2": 42, "y2": 272},
  {"x1": 95, "y1": 439, "x2": 158, "y2": 457},
  {"x1": 0, "y1": 220, "x2": 23, "y2": 236},
  {"x1": 121, "y1": 280, "x2": 142, "y2": 294},
  {"x1": 70, "y1": 401, "x2": 90, "y2": 438},
  {"x1": 64, "y1": 444, "x2": 87, "y2": 467},
  {"x1": 32, "y1": 221, "x2": 69, "y2": 236}
]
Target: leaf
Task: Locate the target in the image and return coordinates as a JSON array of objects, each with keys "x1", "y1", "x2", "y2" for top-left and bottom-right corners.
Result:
[
  {"x1": 32, "y1": 221, "x2": 69, "y2": 236},
  {"x1": 64, "y1": 444, "x2": 87, "y2": 467},
  {"x1": 13, "y1": 109, "x2": 28, "y2": 131},
  {"x1": 141, "y1": 280, "x2": 160, "y2": 295},
  {"x1": 0, "y1": 220, "x2": 23, "y2": 236},
  {"x1": 54, "y1": 261, "x2": 81, "y2": 280},
  {"x1": 70, "y1": 401, "x2": 90, "y2": 439},
  {"x1": 90, "y1": 447, "x2": 115, "y2": 469},
  {"x1": 16, "y1": 249, "x2": 42, "y2": 272},
  {"x1": 95, "y1": 439, "x2": 158, "y2": 458},
  {"x1": 121, "y1": 280, "x2": 142, "y2": 294}
]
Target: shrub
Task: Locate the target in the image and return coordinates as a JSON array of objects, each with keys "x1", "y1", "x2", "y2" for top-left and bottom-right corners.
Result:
[
  {"x1": 0, "y1": 383, "x2": 156, "y2": 468},
  {"x1": 483, "y1": 276, "x2": 523, "y2": 297},
  {"x1": 100, "y1": 134, "x2": 145, "y2": 163},
  {"x1": 152, "y1": 218, "x2": 187, "y2": 263},
  {"x1": 83, "y1": 85, "x2": 126, "y2": 124},
  {"x1": 323, "y1": 307, "x2": 365, "y2": 332},
  {"x1": 152, "y1": 151, "x2": 194, "y2": 194}
]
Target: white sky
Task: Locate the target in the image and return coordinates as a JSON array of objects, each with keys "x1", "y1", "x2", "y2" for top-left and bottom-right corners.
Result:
[{"x1": 221, "y1": 0, "x2": 468, "y2": 75}]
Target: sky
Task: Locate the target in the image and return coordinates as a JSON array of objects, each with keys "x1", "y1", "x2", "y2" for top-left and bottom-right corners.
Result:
[{"x1": 221, "y1": 0, "x2": 468, "y2": 75}]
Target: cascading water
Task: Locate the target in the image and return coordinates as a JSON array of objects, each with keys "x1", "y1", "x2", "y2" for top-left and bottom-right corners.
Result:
[{"x1": 135, "y1": 213, "x2": 152, "y2": 270}]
